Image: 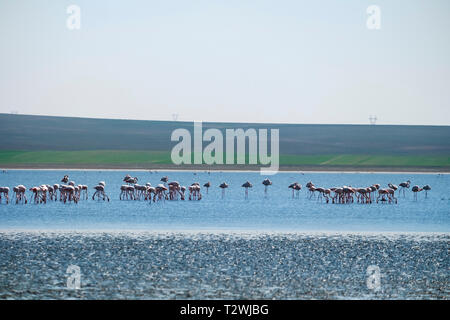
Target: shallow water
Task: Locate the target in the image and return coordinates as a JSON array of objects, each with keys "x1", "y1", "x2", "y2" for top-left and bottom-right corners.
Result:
[
  {"x1": 0, "y1": 170, "x2": 448, "y2": 299},
  {"x1": 0, "y1": 170, "x2": 448, "y2": 232},
  {"x1": 0, "y1": 232, "x2": 448, "y2": 299}
]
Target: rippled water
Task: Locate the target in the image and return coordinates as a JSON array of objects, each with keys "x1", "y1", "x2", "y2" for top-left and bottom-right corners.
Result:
[
  {"x1": 0, "y1": 232, "x2": 448, "y2": 299},
  {"x1": 0, "y1": 170, "x2": 448, "y2": 299},
  {"x1": 0, "y1": 170, "x2": 449, "y2": 232}
]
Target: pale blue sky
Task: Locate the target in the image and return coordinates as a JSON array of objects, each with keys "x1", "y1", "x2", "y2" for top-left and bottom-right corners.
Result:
[{"x1": 0, "y1": 0, "x2": 449, "y2": 125}]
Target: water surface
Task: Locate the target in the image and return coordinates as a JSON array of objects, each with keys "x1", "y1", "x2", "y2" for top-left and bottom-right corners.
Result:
[
  {"x1": 0, "y1": 170, "x2": 448, "y2": 232},
  {"x1": 1, "y1": 170, "x2": 448, "y2": 299}
]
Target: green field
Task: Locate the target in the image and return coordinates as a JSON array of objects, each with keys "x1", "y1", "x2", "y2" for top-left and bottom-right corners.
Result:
[
  {"x1": 0, "y1": 150, "x2": 448, "y2": 169},
  {"x1": 0, "y1": 113, "x2": 449, "y2": 170}
]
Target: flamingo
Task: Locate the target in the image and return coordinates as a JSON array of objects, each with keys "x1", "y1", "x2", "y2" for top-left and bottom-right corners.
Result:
[
  {"x1": 203, "y1": 182, "x2": 211, "y2": 194},
  {"x1": 60, "y1": 185, "x2": 76, "y2": 203},
  {"x1": 146, "y1": 186, "x2": 156, "y2": 201},
  {"x1": 241, "y1": 181, "x2": 252, "y2": 199},
  {"x1": 13, "y1": 185, "x2": 27, "y2": 204},
  {"x1": 387, "y1": 188, "x2": 397, "y2": 204},
  {"x1": 61, "y1": 175, "x2": 69, "y2": 183},
  {"x1": 398, "y1": 180, "x2": 411, "y2": 197},
  {"x1": 120, "y1": 185, "x2": 133, "y2": 200},
  {"x1": 80, "y1": 185, "x2": 88, "y2": 200},
  {"x1": 160, "y1": 176, "x2": 168, "y2": 186},
  {"x1": 92, "y1": 184, "x2": 109, "y2": 201},
  {"x1": 189, "y1": 183, "x2": 202, "y2": 200},
  {"x1": 305, "y1": 181, "x2": 314, "y2": 198},
  {"x1": 411, "y1": 185, "x2": 422, "y2": 201},
  {"x1": 376, "y1": 189, "x2": 389, "y2": 203},
  {"x1": 125, "y1": 176, "x2": 138, "y2": 185},
  {"x1": 288, "y1": 182, "x2": 299, "y2": 198},
  {"x1": 46, "y1": 184, "x2": 55, "y2": 201},
  {"x1": 168, "y1": 181, "x2": 181, "y2": 200},
  {"x1": 219, "y1": 182, "x2": 228, "y2": 199},
  {"x1": 423, "y1": 185, "x2": 431, "y2": 198},
  {"x1": 136, "y1": 184, "x2": 149, "y2": 200},
  {"x1": 314, "y1": 187, "x2": 326, "y2": 202},
  {"x1": 144, "y1": 183, "x2": 152, "y2": 199},
  {"x1": 154, "y1": 184, "x2": 168, "y2": 202},
  {"x1": 356, "y1": 188, "x2": 371, "y2": 204},
  {"x1": 52, "y1": 184, "x2": 60, "y2": 201},
  {"x1": 180, "y1": 186, "x2": 186, "y2": 200},
  {"x1": 305, "y1": 181, "x2": 314, "y2": 188},
  {"x1": 29, "y1": 186, "x2": 41, "y2": 204},
  {"x1": 387, "y1": 183, "x2": 398, "y2": 196},
  {"x1": 0, "y1": 187, "x2": 10, "y2": 204},
  {"x1": 323, "y1": 188, "x2": 331, "y2": 203},
  {"x1": 332, "y1": 188, "x2": 344, "y2": 204},
  {"x1": 262, "y1": 178, "x2": 272, "y2": 196},
  {"x1": 376, "y1": 188, "x2": 397, "y2": 204},
  {"x1": 308, "y1": 185, "x2": 317, "y2": 200},
  {"x1": 293, "y1": 183, "x2": 302, "y2": 197}
]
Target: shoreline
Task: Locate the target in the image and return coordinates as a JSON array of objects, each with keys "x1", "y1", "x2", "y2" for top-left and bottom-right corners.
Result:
[
  {"x1": 1, "y1": 229, "x2": 448, "y2": 237},
  {"x1": 1, "y1": 164, "x2": 449, "y2": 174}
]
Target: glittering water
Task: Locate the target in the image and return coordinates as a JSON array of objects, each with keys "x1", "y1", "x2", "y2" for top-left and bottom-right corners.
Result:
[
  {"x1": 0, "y1": 232, "x2": 448, "y2": 299},
  {"x1": 0, "y1": 170, "x2": 448, "y2": 299}
]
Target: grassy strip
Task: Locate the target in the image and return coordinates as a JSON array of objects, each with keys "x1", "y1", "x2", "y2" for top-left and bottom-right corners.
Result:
[{"x1": 0, "y1": 150, "x2": 449, "y2": 167}]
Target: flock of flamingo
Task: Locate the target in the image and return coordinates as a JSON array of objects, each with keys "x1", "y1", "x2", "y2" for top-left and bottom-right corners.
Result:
[
  {"x1": 0, "y1": 174, "x2": 432, "y2": 205},
  {"x1": 298, "y1": 180, "x2": 431, "y2": 204}
]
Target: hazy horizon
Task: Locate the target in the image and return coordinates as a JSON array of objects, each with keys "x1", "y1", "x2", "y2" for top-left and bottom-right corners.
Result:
[
  {"x1": 4, "y1": 112, "x2": 450, "y2": 127},
  {"x1": 1, "y1": 0, "x2": 449, "y2": 126}
]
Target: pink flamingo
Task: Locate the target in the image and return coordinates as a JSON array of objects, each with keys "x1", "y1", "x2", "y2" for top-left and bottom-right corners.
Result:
[
  {"x1": 288, "y1": 182, "x2": 300, "y2": 198},
  {"x1": 13, "y1": 185, "x2": 27, "y2": 204},
  {"x1": 306, "y1": 181, "x2": 314, "y2": 198},
  {"x1": 92, "y1": 184, "x2": 109, "y2": 201},
  {"x1": 180, "y1": 186, "x2": 186, "y2": 200},
  {"x1": 411, "y1": 185, "x2": 422, "y2": 201},
  {"x1": 154, "y1": 184, "x2": 168, "y2": 202},
  {"x1": 168, "y1": 181, "x2": 182, "y2": 200},
  {"x1": 388, "y1": 183, "x2": 398, "y2": 192},
  {"x1": 398, "y1": 180, "x2": 411, "y2": 197},
  {"x1": 120, "y1": 185, "x2": 134, "y2": 200},
  {"x1": 356, "y1": 188, "x2": 371, "y2": 204},
  {"x1": 0, "y1": 187, "x2": 10, "y2": 204},
  {"x1": 189, "y1": 183, "x2": 202, "y2": 200}
]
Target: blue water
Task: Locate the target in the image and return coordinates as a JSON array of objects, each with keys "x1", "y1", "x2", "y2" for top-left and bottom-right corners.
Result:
[{"x1": 0, "y1": 170, "x2": 449, "y2": 232}]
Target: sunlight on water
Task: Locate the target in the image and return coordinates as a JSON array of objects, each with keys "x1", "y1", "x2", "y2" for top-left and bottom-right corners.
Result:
[{"x1": 0, "y1": 170, "x2": 448, "y2": 299}]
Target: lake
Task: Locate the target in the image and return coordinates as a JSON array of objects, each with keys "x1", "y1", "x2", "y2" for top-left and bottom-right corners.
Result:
[
  {"x1": 0, "y1": 170, "x2": 448, "y2": 232},
  {"x1": 0, "y1": 170, "x2": 448, "y2": 299}
]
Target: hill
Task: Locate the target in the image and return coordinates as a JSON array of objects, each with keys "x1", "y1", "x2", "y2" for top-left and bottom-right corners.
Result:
[{"x1": 0, "y1": 113, "x2": 449, "y2": 170}]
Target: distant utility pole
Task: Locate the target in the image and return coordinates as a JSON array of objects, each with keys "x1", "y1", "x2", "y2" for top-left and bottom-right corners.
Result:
[
  {"x1": 369, "y1": 115, "x2": 377, "y2": 125},
  {"x1": 172, "y1": 113, "x2": 179, "y2": 121}
]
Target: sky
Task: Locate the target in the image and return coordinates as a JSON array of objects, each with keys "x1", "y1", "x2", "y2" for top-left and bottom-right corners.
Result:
[{"x1": 0, "y1": 0, "x2": 449, "y2": 125}]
